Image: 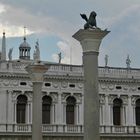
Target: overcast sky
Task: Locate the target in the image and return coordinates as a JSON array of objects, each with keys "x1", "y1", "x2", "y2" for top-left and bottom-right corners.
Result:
[{"x1": 0, "y1": 0, "x2": 140, "y2": 68}]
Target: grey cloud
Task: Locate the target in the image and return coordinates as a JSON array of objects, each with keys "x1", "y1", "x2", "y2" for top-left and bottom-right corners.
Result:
[
  {"x1": 1, "y1": 0, "x2": 140, "y2": 67},
  {"x1": 99, "y1": 5, "x2": 140, "y2": 67}
]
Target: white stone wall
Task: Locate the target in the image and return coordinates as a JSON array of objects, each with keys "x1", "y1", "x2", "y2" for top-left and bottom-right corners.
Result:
[{"x1": 0, "y1": 62, "x2": 140, "y2": 139}]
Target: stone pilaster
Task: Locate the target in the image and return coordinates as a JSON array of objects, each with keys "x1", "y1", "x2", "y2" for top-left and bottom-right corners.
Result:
[
  {"x1": 73, "y1": 29, "x2": 109, "y2": 140},
  {"x1": 25, "y1": 63, "x2": 49, "y2": 140}
]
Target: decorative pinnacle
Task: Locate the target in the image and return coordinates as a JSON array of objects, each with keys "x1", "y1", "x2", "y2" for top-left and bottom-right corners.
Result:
[{"x1": 24, "y1": 26, "x2": 26, "y2": 40}]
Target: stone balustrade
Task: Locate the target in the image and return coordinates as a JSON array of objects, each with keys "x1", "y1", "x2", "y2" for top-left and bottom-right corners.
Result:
[
  {"x1": 0, "y1": 124, "x2": 140, "y2": 135},
  {"x1": 100, "y1": 125, "x2": 140, "y2": 134},
  {"x1": 0, "y1": 61, "x2": 139, "y2": 79},
  {"x1": 0, "y1": 124, "x2": 83, "y2": 133}
]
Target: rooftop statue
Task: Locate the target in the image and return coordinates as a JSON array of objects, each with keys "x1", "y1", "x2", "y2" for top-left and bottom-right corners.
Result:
[
  {"x1": 105, "y1": 54, "x2": 109, "y2": 67},
  {"x1": 8, "y1": 48, "x2": 13, "y2": 61},
  {"x1": 80, "y1": 11, "x2": 98, "y2": 29},
  {"x1": 126, "y1": 55, "x2": 131, "y2": 69},
  {"x1": 58, "y1": 52, "x2": 62, "y2": 64},
  {"x1": 33, "y1": 40, "x2": 40, "y2": 63}
]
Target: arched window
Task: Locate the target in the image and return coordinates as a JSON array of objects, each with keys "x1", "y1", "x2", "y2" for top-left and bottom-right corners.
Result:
[
  {"x1": 136, "y1": 99, "x2": 140, "y2": 125},
  {"x1": 66, "y1": 96, "x2": 76, "y2": 124},
  {"x1": 42, "y1": 96, "x2": 52, "y2": 124},
  {"x1": 16, "y1": 95, "x2": 27, "y2": 123},
  {"x1": 113, "y1": 98, "x2": 122, "y2": 125}
]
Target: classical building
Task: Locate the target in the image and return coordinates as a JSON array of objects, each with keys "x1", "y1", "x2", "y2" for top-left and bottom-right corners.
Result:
[{"x1": 0, "y1": 33, "x2": 140, "y2": 140}]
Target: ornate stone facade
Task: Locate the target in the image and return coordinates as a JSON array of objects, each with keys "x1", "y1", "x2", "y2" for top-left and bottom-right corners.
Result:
[{"x1": 0, "y1": 60, "x2": 139, "y2": 140}]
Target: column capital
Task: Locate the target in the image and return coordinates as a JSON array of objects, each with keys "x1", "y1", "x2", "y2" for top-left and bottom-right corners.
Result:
[
  {"x1": 72, "y1": 29, "x2": 110, "y2": 53},
  {"x1": 25, "y1": 63, "x2": 49, "y2": 82}
]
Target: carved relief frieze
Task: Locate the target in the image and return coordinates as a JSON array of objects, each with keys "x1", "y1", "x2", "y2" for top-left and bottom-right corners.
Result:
[
  {"x1": 123, "y1": 86, "x2": 129, "y2": 91},
  {"x1": 130, "y1": 85, "x2": 137, "y2": 92},
  {"x1": 100, "y1": 83, "x2": 107, "y2": 91},
  {"x1": 61, "y1": 81, "x2": 68, "y2": 88},
  {"x1": 12, "y1": 80, "x2": 19, "y2": 86},
  {"x1": 108, "y1": 84, "x2": 115, "y2": 90},
  {"x1": 78, "y1": 83, "x2": 83, "y2": 89},
  {"x1": 3, "y1": 80, "x2": 9, "y2": 86},
  {"x1": 1, "y1": 79, "x2": 19, "y2": 87},
  {"x1": 52, "y1": 82, "x2": 59, "y2": 88}
]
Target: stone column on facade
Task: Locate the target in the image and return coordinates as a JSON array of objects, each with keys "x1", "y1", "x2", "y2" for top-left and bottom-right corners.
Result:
[
  {"x1": 102, "y1": 102, "x2": 106, "y2": 126},
  {"x1": 132, "y1": 104, "x2": 136, "y2": 125},
  {"x1": 122, "y1": 105, "x2": 126, "y2": 125},
  {"x1": 75, "y1": 103, "x2": 79, "y2": 125},
  {"x1": 110, "y1": 104, "x2": 113, "y2": 125},
  {"x1": 104, "y1": 95, "x2": 111, "y2": 126},
  {"x1": 51, "y1": 102, "x2": 55, "y2": 124},
  {"x1": 100, "y1": 105, "x2": 103, "y2": 125},
  {"x1": 27, "y1": 102, "x2": 30, "y2": 124},
  {"x1": 7, "y1": 90, "x2": 13, "y2": 124},
  {"x1": 63, "y1": 103, "x2": 66, "y2": 124},
  {"x1": 6, "y1": 90, "x2": 9, "y2": 125},
  {"x1": 128, "y1": 95, "x2": 134, "y2": 126},
  {"x1": 73, "y1": 29, "x2": 109, "y2": 140},
  {"x1": 14, "y1": 101, "x2": 17, "y2": 124},
  {"x1": 56, "y1": 92, "x2": 62, "y2": 124},
  {"x1": 80, "y1": 94, "x2": 84, "y2": 125},
  {"x1": 25, "y1": 63, "x2": 49, "y2": 140}
]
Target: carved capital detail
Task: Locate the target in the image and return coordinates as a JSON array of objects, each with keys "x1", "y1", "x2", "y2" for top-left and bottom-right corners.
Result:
[{"x1": 99, "y1": 94, "x2": 105, "y2": 104}]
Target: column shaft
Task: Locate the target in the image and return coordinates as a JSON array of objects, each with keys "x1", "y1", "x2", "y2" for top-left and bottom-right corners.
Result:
[
  {"x1": 104, "y1": 95, "x2": 110, "y2": 126},
  {"x1": 73, "y1": 29, "x2": 109, "y2": 140},
  {"x1": 83, "y1": 51, "x2": 100, "y2": 140},
  {"x1": 32, "y1": 82, "x2": 43, "y2": 140}
]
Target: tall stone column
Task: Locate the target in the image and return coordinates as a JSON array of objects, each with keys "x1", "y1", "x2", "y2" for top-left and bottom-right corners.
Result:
[
  {"x1": 26, "y1": 63, "x2": 49, "y2": 140},
  {"x1": 73, "y1": 29, "x2": 109, "y2": 140}
]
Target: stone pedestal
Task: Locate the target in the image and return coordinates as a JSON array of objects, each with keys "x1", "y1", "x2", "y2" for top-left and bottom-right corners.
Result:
[
  {"x1": 73, "y1": 29, "x2": 109, "y2": 140},
  {"x1": 25, "y1": 63, "x2": 49, "y2": 140}
]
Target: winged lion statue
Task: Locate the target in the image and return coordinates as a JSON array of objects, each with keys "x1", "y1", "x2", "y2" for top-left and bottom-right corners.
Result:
[{"x1": 80, "y1": 11, "x2": 97, "y2": 29}]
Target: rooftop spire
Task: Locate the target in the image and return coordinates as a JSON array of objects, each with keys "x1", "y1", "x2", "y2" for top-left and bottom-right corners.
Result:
[
  {"x1": 24, "y1": 26, "x2": 26, "y2": 41},
  {"x1": 1, "y1": 31, "x2": 6, "y2": 60}
]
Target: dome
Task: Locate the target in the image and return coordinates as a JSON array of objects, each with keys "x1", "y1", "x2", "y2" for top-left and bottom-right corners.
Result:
[
  {"x1": 19, "y1": 37, "x2": 31, "y2": 49},
  {"x1": 19, "y1": 37, "x2": 31, "y2": 60}
]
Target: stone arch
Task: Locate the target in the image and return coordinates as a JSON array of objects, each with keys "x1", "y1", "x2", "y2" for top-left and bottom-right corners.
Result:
[
  {"x1": 135, "y1": 98, "x2": 140, "y2": 125},
  {"x1": 16, "y1": 94, "x2": 28, "y2": 123},
  {"x1": 113, "y1": 98, "x2": 123, "y2": 125},
  {"x1": 66, "y1": 96, "x2": 76, "y2": 124},
  {"x1": 42, "y1": 95, "x2": 52, "y2": 124}
]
